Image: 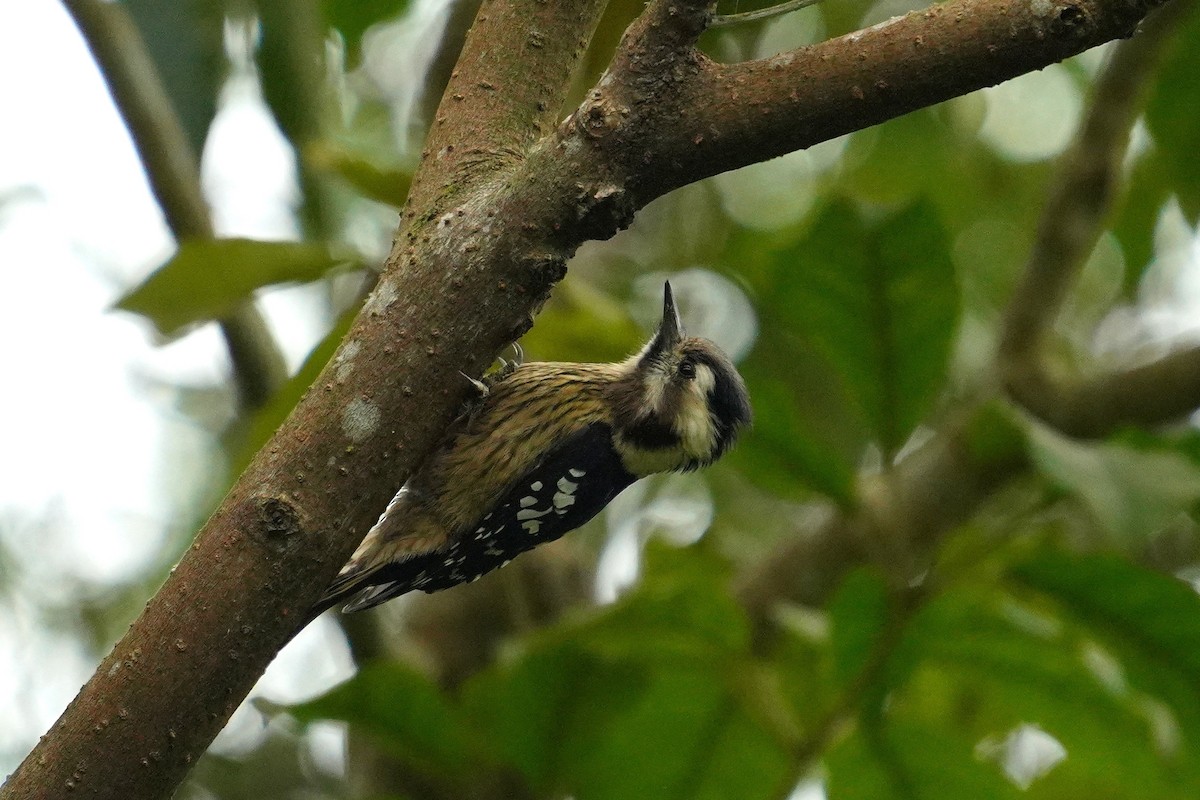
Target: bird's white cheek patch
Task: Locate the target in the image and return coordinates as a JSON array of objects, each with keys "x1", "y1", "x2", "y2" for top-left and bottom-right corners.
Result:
[{"x1": 675, "y1": 365, "x2": 717, "y2": 456}]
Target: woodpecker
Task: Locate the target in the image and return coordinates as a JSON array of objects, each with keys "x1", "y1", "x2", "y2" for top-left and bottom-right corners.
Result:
[{"x1": 310, "y1": 282, "x2": 751, "y2": 619}]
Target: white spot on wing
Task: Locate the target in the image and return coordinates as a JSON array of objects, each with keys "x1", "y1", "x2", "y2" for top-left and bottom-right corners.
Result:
[
  {"x1": 523, "y1": 520, "x2": 542, "y2": 534},
  {"x1": 557, "y1": 477, "x2": 578, "y2": 494},
  {"x1": 517, "y1": 507, "x2": 552, "y2": 521},
  {"x1": 553, "y1": 492, "x2": 575, "y2": 510},
  {"x1": 519, "y1": 496, "x2": 537, "y2": 507},
  {"x1": 569, "y1": 468, "x2": 586, "y2": 478},
  {"x1": 531, "y1": 481, "x2": 543, "y2": 491}
]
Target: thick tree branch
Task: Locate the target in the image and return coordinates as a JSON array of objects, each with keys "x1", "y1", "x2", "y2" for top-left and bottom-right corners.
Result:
[
  {"x1": 63, "y1": 0, "x2": 286, "y2": 410},
  {"x1": 7, "y1": 0, "x2": 1181, "y2": 796},
  {"x1": 549, "y1": 0, "x2": 1167, "y2": 210},
  {"x1": 404, "y1": 0, "x2": 609, "y2": 212}
]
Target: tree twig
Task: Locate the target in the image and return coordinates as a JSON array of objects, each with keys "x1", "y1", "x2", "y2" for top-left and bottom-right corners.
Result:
[
  {"x1": 999, "y1": 0, "x2": 1194, "y2": 372},
  {"x1": 711, "y1": 0, "x2": 824, "y2": 28},
  {"x1": 62, "y1": 0, "x2": 287, "y2": 410}
]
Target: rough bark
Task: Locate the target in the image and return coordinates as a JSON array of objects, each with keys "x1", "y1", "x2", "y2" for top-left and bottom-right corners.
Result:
[{"x1": 4, "y1": 0, "x2": 1177, "y2": 797}]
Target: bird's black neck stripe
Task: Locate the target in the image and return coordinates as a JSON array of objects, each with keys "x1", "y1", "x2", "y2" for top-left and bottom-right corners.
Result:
[{"x1": 622, "y1": 417, "x2": 680, "y2": 450}]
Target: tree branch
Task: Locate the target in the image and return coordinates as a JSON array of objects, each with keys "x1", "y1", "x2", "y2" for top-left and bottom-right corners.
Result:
[
  {"x1": 403, "y1": 0, "x2": 610, "y2": 212},
  {"x1": 6, "y1": 0, "x2": 1179, "y2": 796},
  {"x1": 999, "y1": 0, "x2": 1192, "y2": 361},
  {"x1": 999, "y1": 0, "x2": 1197, "y2": 423},
  {"x1": 62, "y1": 0, "x2": 287, "y2": 411},
  {"x1": 550, "y1": 0, "x2": 1167, "y2": 210},
  {"x1": 735, "y1": 406, "x2": 1025, "y2": 632}
]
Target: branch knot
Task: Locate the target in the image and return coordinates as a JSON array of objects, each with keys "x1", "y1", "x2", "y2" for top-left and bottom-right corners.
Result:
[
  {"x1": 576, "y1": 91, "x2": 629, "y2": 139},
  {"x1": 253, "y1": 497, "x2": 303, "y2": 549}
]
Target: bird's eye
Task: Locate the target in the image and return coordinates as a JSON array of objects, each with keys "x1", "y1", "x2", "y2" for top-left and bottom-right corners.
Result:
[{"x1": 679, "y1": 360, "x2": 696, "y2": 380}]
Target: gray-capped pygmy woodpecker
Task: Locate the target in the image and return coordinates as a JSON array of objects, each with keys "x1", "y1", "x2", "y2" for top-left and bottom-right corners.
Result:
[{"x1": 307, "y1": 282, "x2": 751, "y2": 622}]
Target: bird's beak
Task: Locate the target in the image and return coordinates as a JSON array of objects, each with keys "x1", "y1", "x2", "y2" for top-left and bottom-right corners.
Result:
[
  {"x1": 659, "y1": 281, "x2": 684, "y2": 347},
  {"x1": 636, "y1": 281, "x2": 686, "y2": 368}
]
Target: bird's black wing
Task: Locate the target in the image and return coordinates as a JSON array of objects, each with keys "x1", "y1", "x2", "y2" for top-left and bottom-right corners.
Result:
[{"x1": 338, "y1": 422, "x2": 635, "y2": 613}]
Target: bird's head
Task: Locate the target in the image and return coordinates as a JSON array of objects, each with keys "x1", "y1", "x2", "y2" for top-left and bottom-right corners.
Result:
[{"x1": 615, "y1": 282, "x2": 752, "y2": 474}]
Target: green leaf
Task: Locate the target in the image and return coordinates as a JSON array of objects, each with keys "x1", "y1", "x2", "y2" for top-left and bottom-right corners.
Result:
[
  {"x1": 729, "y1": 351, "x2": 858, "y2": 504},
  {"x1": 1023, "y1": 421, "x2": 1200, "y2": 544},
  {"x1": 307, "y1": 141, "x2": 414, "y2": 207},
  {"x1": 828, "y1": 569, "x2": 892, "y2": 691},
  {"x1": 323, "y1": 0, "x2": 412, "y2": 65},
  {"x1": 870, "y1": 576, "x2": 1197, "y2": 797},
  {"x1": 462, "y1": 545, "x2": 794, "y2": 799},
  {"x1": 827, "y1": 718, "x2": 1020, "y2": 800},
  {"x1": 910, "y1": 591, "x2": 1166, "y2": 790},
  {"x1": 777, "y1": 201, "x2": 959, "y2": 454},
  {"x1": 1112, "y1": 154, "x2": 1173, "y2": 294},
  {"x1": 575, "y1": 543, "x2": 751, "y2": 662},
  {"x1": 255, "y1": 0, "x2": 328, "y2": 155},
  {"x1": 115, "y1": 238, "x2": 352, "y2": 336},
  {"x1": 550, "y1": 667, "x2": 789, "y2": 800},
  {"x1": 1145, "y1": 4, "x2": 1200, "y2": 221},
  {"x1": 1009, "y1": 552, "x2": 1200, "y2": 793},
  {"x1": 1013, "y1": 551, "x2": 1200, "y2": 715},
  {"x1": 289, "y1": 661, "x2": 481, "y2": 782},
  {"x1": 126, "y1": 0, "x2": 223, "y2": 159}
]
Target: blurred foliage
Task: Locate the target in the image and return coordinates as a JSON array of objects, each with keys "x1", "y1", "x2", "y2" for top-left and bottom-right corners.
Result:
[
  {"x1": 18, "y1": 0, "x2": 1200, "y2": 799},
  {"x1": 1145, "y1": 5, "x2": 1200, "y2": 222},
  {"x1": 322, "y1": 0, "x2": 413, "y2": 66},
  {"x1": 293, "y1": 545, "x2": 799, "y2": 800},
  {"x1": 125, "y1": 0, "x2": 225, "y2": 160},
  {"x1": 115, "y1": 238, "x2": 356, "y2": 337}
]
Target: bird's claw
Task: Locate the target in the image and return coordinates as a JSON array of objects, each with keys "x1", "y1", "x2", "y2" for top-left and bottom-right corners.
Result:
[{"x1": 460, "y1": 371, "x2": 490, "y2": 397}]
